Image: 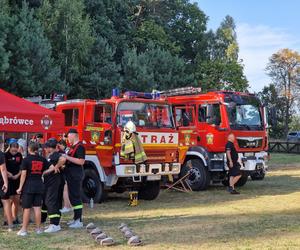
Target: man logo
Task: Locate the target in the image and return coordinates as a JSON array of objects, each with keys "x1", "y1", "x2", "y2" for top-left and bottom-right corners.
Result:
[{"x1": 41, "y1": 115, "x2": 52, "y2": 130}]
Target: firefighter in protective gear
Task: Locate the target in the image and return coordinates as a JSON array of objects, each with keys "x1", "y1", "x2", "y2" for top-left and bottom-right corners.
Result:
[{"x1": 121, "y1": 121, "x2": 147, "y2": 164}]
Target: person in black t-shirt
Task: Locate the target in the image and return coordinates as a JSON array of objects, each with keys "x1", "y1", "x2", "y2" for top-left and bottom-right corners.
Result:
[
  {"x1": 0, "y1": 137, "x2": 13, "y2": 232},
  {"x1": 5, "y1": 141, "x2": 23, "y2": 224},
  {"x1": 16, "y1": 142, "x2": 56, "y2": 237},
  {"x1": 61, "y1": 129, "x2": 85, "y2": 228},
  {"x1": 225, "y1": 133, "x2": 242, "y2": 194},
  {"x1": 42, "y1": 139, "x2": 66, "y2": 233}
]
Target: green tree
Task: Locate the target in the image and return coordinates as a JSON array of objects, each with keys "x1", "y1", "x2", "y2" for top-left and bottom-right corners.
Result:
[
  {"x1": 3, "y1": 1, "x2": 61, "y2": 96},
  {"x1": 0, "y1": 0, "x2": 11, "y2": 82},
  {"x1": 196, "y1": 15, "x2": 248, "y2": 91},
  {"x1": 80, "y1": 37, "x2": 121, "y2": 99},
  {"x1": 266, "y1": 48, "x2": 300, "y2": 136},
  {"x1": 134, "y1": 20, "x2": 180, "y2": 54},
  {"x1": 213, "y1": 15, "x2": 239, "y2": 61},
  {"x1": 122, "y1": 43, "x2": 193, "y2": 92},
  {"x1": 37, "y1": 0, "x2": 94, "y2": 96},
  {"x1": 84, "y1": 0, "x2": 134, "y2": 63},
  {"x1": 133, "y1": 0, "x2": 207, "y2": 62}
]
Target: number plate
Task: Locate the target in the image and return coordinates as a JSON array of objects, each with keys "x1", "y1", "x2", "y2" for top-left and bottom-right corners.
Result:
[{"x1": 147, "y1": 175, "x2": 161, "y2": 181}]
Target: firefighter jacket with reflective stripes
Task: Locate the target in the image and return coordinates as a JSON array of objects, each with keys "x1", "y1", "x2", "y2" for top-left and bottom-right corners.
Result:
[{"x1": 121, "y1": 132, "x2": 147, "y2": 164}]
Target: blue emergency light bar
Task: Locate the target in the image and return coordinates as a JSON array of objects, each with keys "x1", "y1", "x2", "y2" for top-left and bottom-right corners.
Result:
[
  {"x1": 124, "y1": 91, "x2": 153, "y2": 99},
  {"x1": 112, "y1": 88, "x2": 161, "y2": 99}
]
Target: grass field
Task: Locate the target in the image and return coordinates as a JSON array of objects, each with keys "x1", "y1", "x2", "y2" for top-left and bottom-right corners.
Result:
[{"x1": 1, "y1": 153, "x2": 300, "y2": 249}]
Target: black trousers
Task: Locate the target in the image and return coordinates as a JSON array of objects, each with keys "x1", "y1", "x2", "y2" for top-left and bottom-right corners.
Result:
[
  {"x1": 42, "y1": 175, "x2": 64, "y2": 225},
  {"x1": 65, "y1": 167, "x2": 83, "y2": 221}
]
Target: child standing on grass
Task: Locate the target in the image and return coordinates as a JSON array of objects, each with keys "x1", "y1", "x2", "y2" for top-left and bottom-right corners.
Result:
[{"x1": 16, "y1": 142, "x2": 56, "y2": 236}]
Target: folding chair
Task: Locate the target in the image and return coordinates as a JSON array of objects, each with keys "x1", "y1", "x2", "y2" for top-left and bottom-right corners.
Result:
[{"x1": 165, "y1": 172, "x2": 193, "y2": 193}]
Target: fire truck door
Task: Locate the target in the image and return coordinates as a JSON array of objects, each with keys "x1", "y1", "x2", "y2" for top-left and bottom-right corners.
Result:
[
  {"x1": 174, "y1": 106, "x2": 197, "y2": 147},
  {"x1": 197, "y1": 103, "x2": 227, "y2": 151},
  {"x1": 90, "y1": 104, "x2": 114, "y2": 168}
]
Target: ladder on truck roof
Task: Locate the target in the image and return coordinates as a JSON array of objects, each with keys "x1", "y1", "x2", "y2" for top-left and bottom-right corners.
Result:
[{"x1": 159, "y1": 87, "x2": 202, "y2": 97}]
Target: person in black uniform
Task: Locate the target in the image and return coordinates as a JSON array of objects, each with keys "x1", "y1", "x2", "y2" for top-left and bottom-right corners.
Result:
[
  {"x1": 0, "y1": 136, "x2": 13, "y2": 232},
  {"x1": 42, "y1": 139, "x2": 66, "y2": 233},
  {"x1": 225, "y1": 133, "x2": 242, "y2": 194},
  {"x1": 61, "y1": 129, "x2": 85, "y2": 228},
  {"x1": 5, "y1": 141, "x2": 23, "y2": 224},
  {"x1": 16, "y1": 142, "x2": 56, "y2": 236}
]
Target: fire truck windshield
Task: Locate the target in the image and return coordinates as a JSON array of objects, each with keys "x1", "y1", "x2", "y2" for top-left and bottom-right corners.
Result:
[
  {"x1": 225, "y1": 95, "x2": 263, "y2": 130},
  {"x1": 117, "y1": 102, "x2": 174, "y2": 129}
]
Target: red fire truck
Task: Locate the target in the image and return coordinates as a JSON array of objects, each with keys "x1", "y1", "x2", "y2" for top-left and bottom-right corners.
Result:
[
  {"x1": 164, "y1": 87, "x2": 269, "y2": 190},
  {"x1": 53, "y1": 91, "x2": 188, "y2": 202}
]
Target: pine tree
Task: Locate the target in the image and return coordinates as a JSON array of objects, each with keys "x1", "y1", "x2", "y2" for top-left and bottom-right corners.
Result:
[
  {"x1": 80, "y1": 37, "x2": 121, "y2": 99},
  {"x1": 122, "y1": 43, "x2": 194, "y2": 92},
  {"x1": 37, "y1": 0, "x2": 94, "y2": 96},
  {"x1": 0, "y1": 0, "x2": 11, "y2": 83},
  {"x1": 4, "y1": 1, "x2": 61, "y2": 96}
]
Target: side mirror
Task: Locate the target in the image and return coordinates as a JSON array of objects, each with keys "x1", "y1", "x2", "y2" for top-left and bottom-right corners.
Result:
[{"x1": 269, "y1": 107, "x2": 277, "y2": 128}]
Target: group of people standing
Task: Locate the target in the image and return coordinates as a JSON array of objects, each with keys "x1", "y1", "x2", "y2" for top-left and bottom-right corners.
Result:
[{"x1": 0, "y1": 128, "x2": 86, "y2": 236}]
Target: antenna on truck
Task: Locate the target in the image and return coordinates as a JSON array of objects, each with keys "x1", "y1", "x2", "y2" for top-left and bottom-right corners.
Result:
[{"x1": 159, "y1": 87, "x2": 202, "y2": 97}]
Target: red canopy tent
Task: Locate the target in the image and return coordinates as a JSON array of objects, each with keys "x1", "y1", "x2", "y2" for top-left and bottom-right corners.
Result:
[{"x1": 0, "y1": 88, "x2": 64, "y2": 132}]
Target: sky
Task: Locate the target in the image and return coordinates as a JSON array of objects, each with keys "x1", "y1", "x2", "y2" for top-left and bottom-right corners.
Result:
[{"x1": 195, "y1": 0, "x2": 300, "y2": 93}]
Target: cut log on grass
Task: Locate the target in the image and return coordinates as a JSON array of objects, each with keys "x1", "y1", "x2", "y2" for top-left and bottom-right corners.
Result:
[
  {"x1": 118, "y1": 223, "x2": 128, "y2": 230},
  {"x1": 124, "y1": 230, "x2": 136, "y2": 239},
  {"x1": 128, "y1": 235, "x2": 142, "y2": 246},
  {"x1": 100, "y1": 237, "x2": 115, "y2": 246},
  {"x1": 95, "y1": 232, "x2": 108, "y2": 242},
  {"x1": 86, "y1": 223, "x2": 96, "y2": 233},
  {"x1": 90, "y1": 227, "x2": 103, "y2": 238}
]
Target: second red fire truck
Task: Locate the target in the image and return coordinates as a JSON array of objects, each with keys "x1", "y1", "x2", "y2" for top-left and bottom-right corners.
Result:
[{"x1": 164, "y1": 87, "x2": 269, "y2": 190}]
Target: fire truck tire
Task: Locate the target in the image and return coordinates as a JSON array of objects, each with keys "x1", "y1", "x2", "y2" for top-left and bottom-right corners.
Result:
[
  {"x1": 181, "y1": 159, "x2": 210, "y2": 191},
  {"x1": 250, "y1": 169, "x2": 265, "y2": 180},
  {"x1": 138, "y1": 181, "x2": 160, "y2": 200},
  {"x1": 236, "y1": 173, "x2": 248, "y2": 187},
  {"x1": 82, "y1": 168, "x2": 106, "y2": 203}
]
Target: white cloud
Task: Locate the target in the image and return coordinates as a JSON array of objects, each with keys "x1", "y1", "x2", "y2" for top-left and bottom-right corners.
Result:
[{"x1": 236, "y1": 23, "x2": 300, "y2": 93}]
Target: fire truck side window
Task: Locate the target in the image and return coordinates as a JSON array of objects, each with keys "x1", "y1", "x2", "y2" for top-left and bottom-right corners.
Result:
[
  {"x1": 176, "y1": 108, "x2": 194, "y2": 127},
  {"x1": 94, "y1": 105, "x2": 112, "y2": 124},
  {"x1": 63, "y1": 109, "x2": 79, "y2": 126},
  {"x1": 198, "y1": 104, "x2": 221, "y2": 126}
]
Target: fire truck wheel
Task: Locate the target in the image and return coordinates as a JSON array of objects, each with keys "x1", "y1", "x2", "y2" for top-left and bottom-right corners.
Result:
[
  {"x1": 236, "y1": 173, "x2": 248, "y2": 187},
  {"x1": 82, "y1": 168, "x2": 106, "y2": 203},
  {"x1": 250, "y1": 169, "x2": 265, "y2": 180},
  {"x1": 181, "y1": 159, "x2": 210, "y2": 191},
  {"x1": 138, "y1": 181, "x2": 160, "y2": 200}
]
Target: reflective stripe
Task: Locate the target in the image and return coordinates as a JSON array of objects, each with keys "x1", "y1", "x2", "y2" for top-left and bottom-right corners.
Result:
[
  {"x1": 48, "y1": 214, "x2": 61, "y2": 219},
  {"x1": 41, "y1": 210, "x2": 47, "y2": 213},
  {"x1": 73, "y1": 204, "x2": 83, "y2": 210}
]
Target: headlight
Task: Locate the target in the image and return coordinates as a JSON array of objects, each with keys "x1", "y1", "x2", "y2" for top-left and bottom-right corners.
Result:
[
  {"x1": 172, "y1": 164, "x2": 180, "y2": 172},
  {"x1": 213, "y1": 153, "x2": 224, "y2": 160},
  {"x1": 124, "y1": 166, "x2": 135, "y2": 174}
]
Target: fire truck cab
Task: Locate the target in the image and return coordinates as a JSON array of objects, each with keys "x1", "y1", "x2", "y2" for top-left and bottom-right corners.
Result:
[
  {"x1": 165, "y1": 87, "x2": 268, "y2": 190},
  {"x1": 55, "y1": 91, "x2": 186, "y2": 202}
]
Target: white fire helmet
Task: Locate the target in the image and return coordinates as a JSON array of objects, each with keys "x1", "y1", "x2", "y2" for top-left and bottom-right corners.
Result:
[{"x1": 124, "y1": 121, "x2": 136, "y2": 134}]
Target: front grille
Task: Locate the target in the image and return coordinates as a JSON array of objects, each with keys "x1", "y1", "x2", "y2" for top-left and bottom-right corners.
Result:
[{"x1": 237, "y1": 137, "x2": 263, "y2": 149}]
